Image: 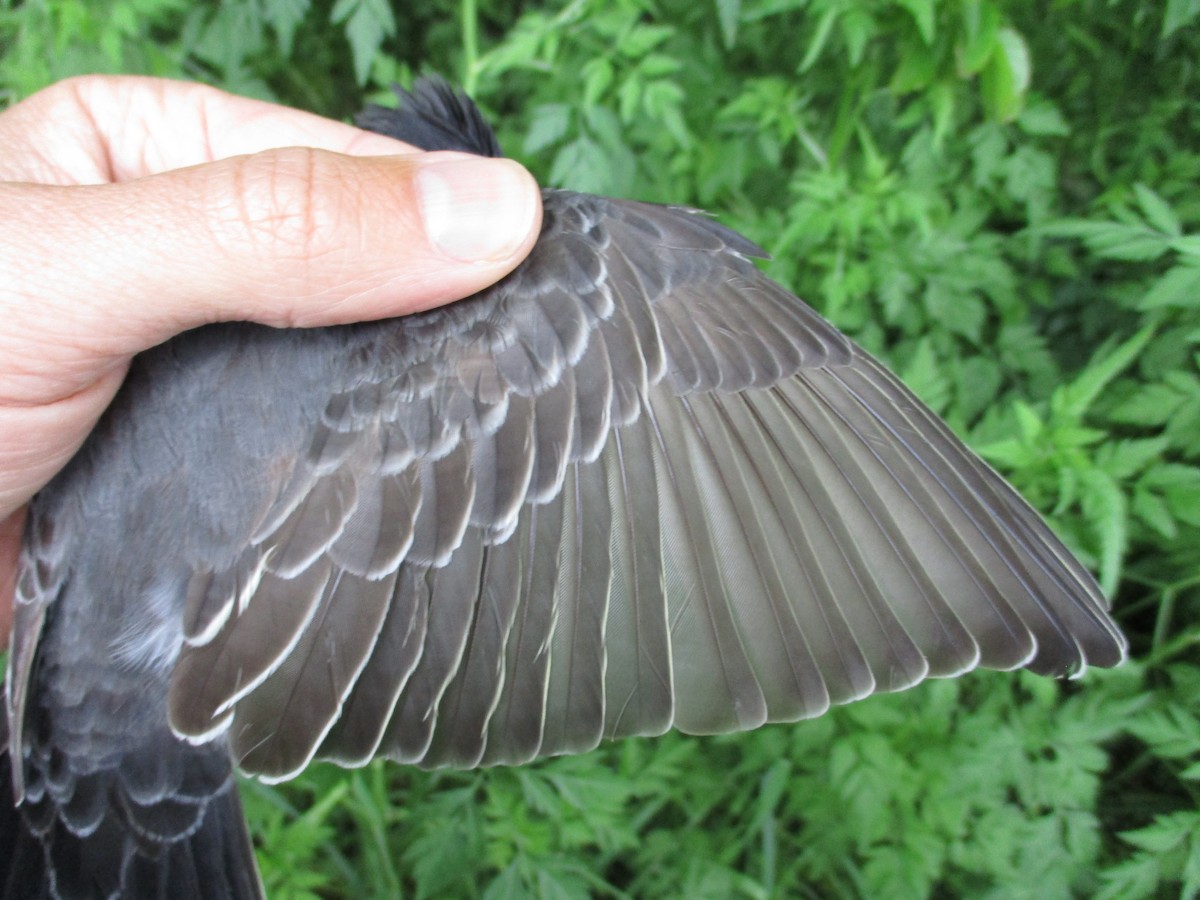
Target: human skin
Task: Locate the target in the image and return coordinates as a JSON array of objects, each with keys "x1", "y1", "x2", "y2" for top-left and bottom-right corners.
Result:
[{"x1": 0, "y1": 75, "x2": 544, "y2": 647}]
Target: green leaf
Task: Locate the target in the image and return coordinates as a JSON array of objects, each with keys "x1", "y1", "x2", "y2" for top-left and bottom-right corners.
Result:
[
  {"x1": 929, "y1": 80, "x2": 956, "y2": 143},
  {"x1": 1162, "y1": 0, "x2": 1200, "y2": 39},
  {"x1": 639, "y1": 53, "x2": 682, "y2": 78},
  {"x1": 1172, "y1": 235, "x2": 1200, "y2": 257},
  {"x1": 842, "y1": 8, "x2": 876, "y2": 67},
  {"x1": 1079, "y1": 469, "x2": 1126, "y2": 605},
  {"x1": 522, "y1": 103, "x2": 571, "y2": 155},
  {"x1": 896, "y1": 0, "x2": 935, "y2": 44},
  {"x1": 264, "y1": 0, "x2": 311, "y2": 53},
  {"x1": 1018, "y1": 97, "x2": 1069, "y2": 136},
  {"x1": 958, "y1": 0, "x2": 1000, "y2": 75},
  {"x1": 1056, "y1": 325, "x2": 1156, "y2": 419},
  {"x1": 1144, "y1": 464, "x2": 1200, "y2": 527},
  {"x1": 617, "y1": 76, "x2": 640, "y2": 122},
  {"x1": 330, "y1": 0, "x2": 395, "y2": 85},
  {"x1": 549, "y1": 136, "x2": 618, "y2": 195},
  {"x1": 581, "y1": 58, "x2": 613, "y2": 107},
  {"x1": 715, "y1": 0, "x2": 740, "y2": 49},
  {"x1": 1099, "y1": 437, "x2": 1170, "y2": 479},
  {"x1": 954, "y1": 354, "x2": 1003, "y2": 422},
  {"x1": 899, "y1": 338, "x2": 951, "y2": 413},
  {"x1": 798, "y1": 6, "x2": 838, "y2": 73},
  {"x1": 193, "y1": 2, "x2": 266, "y2": 79},
  {"x1": 923, "y1": 282, "x2": 986, "y2": 341},
  {"x1": 1098, "y1": 856, "x2": 1166, "y2": 900},
  {"x1": 974, "y1": 439, "x2": 1028, "y2": 470},
  {"x1": 1133, "y1": 183, "x2": 1182, "y2": 236},
  {"x1": 1132, "y1": 488, "x2": 1177, "y2": 538},
  {"x1": 1108, "y1": 381, "x2": 1188, "y2": 426},
  {"x1": 891, "y1": 43, "x2": 938, "y2": 93},
  {"x1": 643, "y1": 78, "x2": 685, "y2": 116},
  {"x1": 619, "y1": 24, "x2": 673, "y2": 58},
  {"x1": 1138, "y1": 264, "x2": 1200, "y2": 310},
  {"x1": 1097, "y1": 231, "x2": 1174, "y2": 261},
  {"x1": 1015, "y1": 400, "x2": 1044, "y2": 442},
  {"x1": 1129, "y1": 705, "x2": 1200, "y2": 759},
  {"x1": 1003, "y1": 145, "x2": 1055, "y2": 204},
  {"x1": 482, "y1": 863, "x2": 525, "y2": 900},
  {"x1": 980, "y1": 27, "x2": 1030, "y2": 121},
  {"x1": 1063, "y1": 220, "x2": 1174, "y2": 260},
  {"x1": 1121, "y1": 811, "x2": 1200, "y2": 854}
]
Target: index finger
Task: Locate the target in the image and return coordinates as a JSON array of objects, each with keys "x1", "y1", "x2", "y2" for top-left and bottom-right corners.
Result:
[{"x1": 0, "y1": 75, "x2": 418, "y2": 185}]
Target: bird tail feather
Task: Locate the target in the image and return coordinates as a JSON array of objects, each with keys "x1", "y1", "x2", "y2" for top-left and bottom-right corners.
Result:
[{"x1": 1, "y1": 682, "x2": 263, "y2": 900}]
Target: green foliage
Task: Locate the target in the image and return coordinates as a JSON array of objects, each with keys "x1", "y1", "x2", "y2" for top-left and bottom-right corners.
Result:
[{"x1": 2, "y1": 0, "x2": 1198, "y2": 896}]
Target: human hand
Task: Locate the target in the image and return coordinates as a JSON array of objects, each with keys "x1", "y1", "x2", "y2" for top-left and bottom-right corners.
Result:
[{"x1": 0, "y1": 75, "x2": 543, "y2": 647}]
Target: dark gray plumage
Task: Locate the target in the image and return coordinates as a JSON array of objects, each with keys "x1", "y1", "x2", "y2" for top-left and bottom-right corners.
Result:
[{"x1": 2, "y1": 77, "x2": 1125, "y2": 898}]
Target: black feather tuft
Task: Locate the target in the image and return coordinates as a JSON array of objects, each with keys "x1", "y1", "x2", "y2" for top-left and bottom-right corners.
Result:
[{"x1": 357, "y1": 75, "x2": 504, "y2": 157}]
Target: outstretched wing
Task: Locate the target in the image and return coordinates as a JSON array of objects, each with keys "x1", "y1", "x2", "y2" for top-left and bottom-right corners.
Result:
[{"x1": 165, "y1": 189, "x2": 1124, "y2": 781}]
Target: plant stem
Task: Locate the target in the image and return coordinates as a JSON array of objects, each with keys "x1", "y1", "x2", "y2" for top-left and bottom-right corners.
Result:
[{"x1": 462, "y1": 0, "x2": 479, "y2": 93}]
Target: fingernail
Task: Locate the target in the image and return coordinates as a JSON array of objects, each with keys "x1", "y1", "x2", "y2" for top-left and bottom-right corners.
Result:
[{"x1": 416, "y1": 156, "x2": 539, "y2": 262}]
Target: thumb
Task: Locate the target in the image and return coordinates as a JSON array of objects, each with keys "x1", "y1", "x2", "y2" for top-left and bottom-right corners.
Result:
[{"x1": 1, "y1": 147, "x2": 541, "y2": 404}]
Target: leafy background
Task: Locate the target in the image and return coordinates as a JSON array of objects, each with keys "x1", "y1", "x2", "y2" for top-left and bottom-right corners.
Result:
[{"x1": 2, "y1": 0, "x2": 1198, "y2": 896}]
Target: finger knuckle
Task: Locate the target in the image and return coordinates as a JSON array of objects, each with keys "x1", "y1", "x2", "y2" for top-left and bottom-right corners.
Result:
[{"x1": 210, "y1": 148, "x2": 349, "y2": 266}]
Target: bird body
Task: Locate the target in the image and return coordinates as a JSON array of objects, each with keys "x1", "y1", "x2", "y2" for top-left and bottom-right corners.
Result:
[{"x1": 2, "y1": 79, "x2": 1125, "y2": 899}]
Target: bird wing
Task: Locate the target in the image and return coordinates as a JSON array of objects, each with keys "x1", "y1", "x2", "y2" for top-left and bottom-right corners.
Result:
[{"x1": 165, "y1": 189, "x2": 1125, "y2": 781}]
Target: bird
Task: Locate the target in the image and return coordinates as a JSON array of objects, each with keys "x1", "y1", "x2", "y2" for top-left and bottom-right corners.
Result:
[{"x1": 1, "y1": 76, "x2": 1125, "y2": 899}]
